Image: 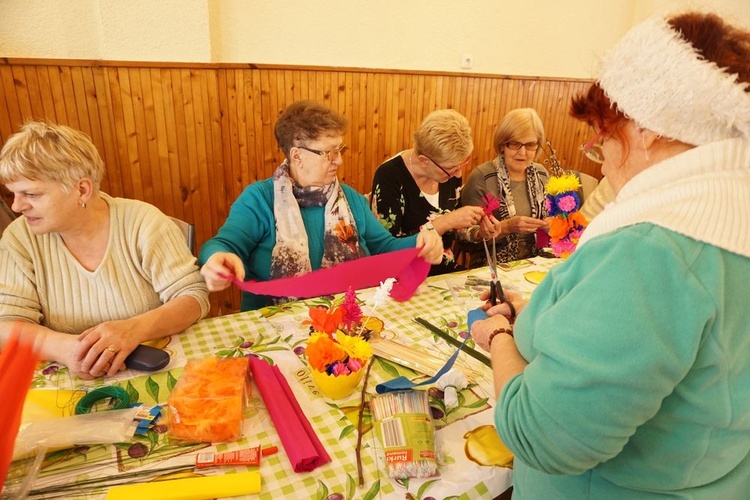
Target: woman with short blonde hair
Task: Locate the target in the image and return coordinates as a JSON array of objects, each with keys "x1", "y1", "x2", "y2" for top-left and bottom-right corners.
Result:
[
  {"x1": 371, "y1": 109, "x2": 486, "y2": 275},
  {"x1": 0, "y1": 122, "x2": 209, "y2": 380}
]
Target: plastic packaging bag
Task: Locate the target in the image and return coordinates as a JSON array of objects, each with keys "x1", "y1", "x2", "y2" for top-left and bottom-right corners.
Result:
[
  {"x1": 370, "y1": 390, "x2": 438, "y2": 478},
  {"x1": 12, "y1": 407, "x2": 139, "y2": 461}
]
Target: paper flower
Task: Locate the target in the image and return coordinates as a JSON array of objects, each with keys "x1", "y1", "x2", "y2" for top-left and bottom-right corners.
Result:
[
  {"x1": 340, "y1": 287, "x2": 363, "y2": 331},
  {"x1": 481, "y1": 193, "x2": 501, "y2": 217},
  {"x1": 544, "y1": 173, "x2": 588, "y2": 257},
  {"x1": 306, "y1": 331, "x2": 371, "y2": 376},
  {"x1": 303, "y1": 304, "x2": 344, "y2": 336},
  {"x1": 372, "y1": 278, "x2": 396, "y2": 310}
]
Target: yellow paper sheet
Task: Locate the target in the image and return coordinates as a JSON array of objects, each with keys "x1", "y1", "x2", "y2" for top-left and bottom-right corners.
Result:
[
  {"x1": 24, "y1": 389, "x2": 84, "y2": 420},
  {"x1": 105, "y1": 470, "x2": 261, "y2": 500}
]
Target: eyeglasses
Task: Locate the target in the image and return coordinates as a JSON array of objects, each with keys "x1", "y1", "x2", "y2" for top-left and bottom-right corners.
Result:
[
  {"x1": 579, "y1": 131, "x2": 604, "y2": 164},
  {"x1": 505, "y1": 141, "x2": 540, "y2": 151},
  {"x1": 423, "y1": 154, "x2": 472, "y2": 177},
  {"x1": 297, "y1": 143, "x2": 348, "y2": 161}
]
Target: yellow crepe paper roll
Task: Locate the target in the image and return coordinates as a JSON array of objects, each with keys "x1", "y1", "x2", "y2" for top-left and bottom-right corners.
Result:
[{"x1": 105, "y1": 470, "x2": 261, "y2": 500}]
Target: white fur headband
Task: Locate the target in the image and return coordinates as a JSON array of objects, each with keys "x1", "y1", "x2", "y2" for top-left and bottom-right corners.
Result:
[{"x1": 598, "y1": 17, "x2": 750, "y2": 145}]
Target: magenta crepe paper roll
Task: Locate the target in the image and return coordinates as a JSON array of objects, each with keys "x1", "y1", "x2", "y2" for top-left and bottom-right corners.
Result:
[{"x1": 248, "y1": 356, "x2": 330, "y2": 472}]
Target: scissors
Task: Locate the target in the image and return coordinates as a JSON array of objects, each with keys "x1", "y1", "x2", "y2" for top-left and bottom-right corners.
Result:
[{"x1": 482, "y1": 236, "x2": 517, "y2": 320}]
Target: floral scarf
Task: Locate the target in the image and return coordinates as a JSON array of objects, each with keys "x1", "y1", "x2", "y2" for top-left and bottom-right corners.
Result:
[
  {"x1": 270, "y1": 160, "x2": 365, "y2": 285},
  {"x1": 493, "y1": 156, "x2": 548, "y2": 263}
]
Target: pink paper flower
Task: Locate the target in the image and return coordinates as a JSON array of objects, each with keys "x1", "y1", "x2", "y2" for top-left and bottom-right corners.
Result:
[
  {"x1": 481, "y1": 193, "x2": 501, "y2": 217},
  {"x1": 557, "y1": 194, "x2": 579, "y2": 213},
  {"x1": 347, "y1": 357, "x2": 364, "y2": 373},
  {"x1": 340, "y1": 287, "x2": 363, "y2": 331},
  {"x1": 331, "y1": 362, "x2": 352, "y2": 376}
]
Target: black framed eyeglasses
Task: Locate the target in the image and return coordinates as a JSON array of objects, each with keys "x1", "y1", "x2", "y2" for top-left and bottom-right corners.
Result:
[
  {"x1": 297, "y1": 144, "x2": 348, "y2": 161},
  {"x1": 423, "y1": 155, "x2": 471, "y2": 178},
  {"x1": 505, "y1": 141, "x2": 540, "y2": 151}
]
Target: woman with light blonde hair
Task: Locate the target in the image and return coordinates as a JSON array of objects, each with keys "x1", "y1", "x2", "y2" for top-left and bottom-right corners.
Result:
[
  {"x1": 371, "y1": 109, "x2": 486, "y2": 275},
  {"x1": 461, "y1": 108, "x2": 549, "y2": 264},
  {"x1": 0, "y1": 121, "x2": 209, "y2": 379}
]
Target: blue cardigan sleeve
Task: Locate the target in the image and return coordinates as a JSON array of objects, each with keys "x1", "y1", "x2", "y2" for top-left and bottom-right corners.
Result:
[{"x1": 198, "y1": 180, "x2": 274, "y2": 272}]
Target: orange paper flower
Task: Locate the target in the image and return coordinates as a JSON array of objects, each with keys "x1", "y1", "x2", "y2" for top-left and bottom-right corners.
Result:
[
  {"x1": 303, "y1": 305, "x2": 344, "y2": 335},
  {"x1": 305, "y1": 333, "x2": 348, "y2": 372}
]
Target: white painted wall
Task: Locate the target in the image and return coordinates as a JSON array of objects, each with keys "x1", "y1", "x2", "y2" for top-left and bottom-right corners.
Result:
[{"x1": 0, "y1": 0, "x2": 747, "y2": 78}]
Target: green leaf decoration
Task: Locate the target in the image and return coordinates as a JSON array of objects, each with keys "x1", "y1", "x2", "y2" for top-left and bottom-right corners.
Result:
[
  {"x1": 375, "y1": 357, "x2": 401, "y2": 378},
  {"x1": 257, "y1": 346, "x2": 289, "y2": 353},
  {"x1": 216, "y1": 349, "x2": 235, "y2": 357},
  {"x1": 362, "y1": 479, "x2": 381, "y2": 500},
  {"x1": 166, "y1": 371, "x2": 178, "y2": 392},
  {"x1": 346, "y1": 474, "x2": 356, "y2": 500},
  {"x1": 339, "y1": 425, "x2": 356, "y2": 440},
  {"x1": 315, "y1": 480, "x2": 329, "y2": 500},
  {"x1": 417, "y1": 478, "x2": 439, "y2": 499},
  {"x1": 145, "y1": 376, "x2": 160, "y2": 403},
  {"x1": 236, "y1": 336, "x2": 245, "y2": 345},
  {"x1": 463, "y1": 397, "x2": 490, "y2": 409},
  {"x1": 147, "y1": 429, "x2": 159, "y2": 450},
  {"x1": 124, "y1": 380, "x2": 139, "y2": 404}
]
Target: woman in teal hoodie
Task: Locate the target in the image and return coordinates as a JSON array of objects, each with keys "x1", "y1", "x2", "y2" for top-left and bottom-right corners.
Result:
[{"x1": 472, "y1": 12, "x2": 750, "y2": 499}]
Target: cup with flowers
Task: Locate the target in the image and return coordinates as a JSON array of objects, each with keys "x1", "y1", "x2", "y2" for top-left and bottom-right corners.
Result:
[{"x1": 303, "y1": 288, "x2": 374, "y2": 399}]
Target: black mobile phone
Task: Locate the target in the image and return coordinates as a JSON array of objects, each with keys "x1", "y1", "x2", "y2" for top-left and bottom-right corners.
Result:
[{"x1": 124, "y1": 344, "x2": 171, "y2": 371}]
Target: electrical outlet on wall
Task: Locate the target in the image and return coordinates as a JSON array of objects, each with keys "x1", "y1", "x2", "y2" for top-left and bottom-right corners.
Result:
[{"x1": 461, "y1": 54, "x2": 473, "y2": 69}]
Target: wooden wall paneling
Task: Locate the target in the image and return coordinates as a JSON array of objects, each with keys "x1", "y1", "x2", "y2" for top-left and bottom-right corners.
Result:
[
  {"x1": 130, "y1": 68, "x2": 164, "y2": 206},
  {"x1": 156, "y1": 69, "x2": 183, "y2": 219},
  {"x1": 58, "y1": 67, "x2": 81, "y2": 130},
  {"x1": 107, "y1": 68, "x2": 134, "y2": 199},
  {"x1": 146, "y1": 68, "x2": 174, "y2": 217},
  {"x1": 248, "y1": 70, "x2": 265, "y2": 186},
  {"x1": 1, "y1": 66, "x2": 23, "y2": 131},
  {"x1": 188, "y1": 70, "x2": 211, "y2": 246},
  {"x1": 222, "y1": 69, "x2": 240, "y2": 199},
  {"x1": 205, "y1": 70, "x2": 227, "y2": 233},
  {"x1": 0, "y1": 68, "x2": 14, "y2": 140},
  {"x1": 21, "y1": 67, "x2": 45, "y2": 119},
  {"x1": 80, "y1": 68, "x2": 110, "y2": 194},
  {"x1": 10, "y1": 66, "x2": 33, "y2": 121}
]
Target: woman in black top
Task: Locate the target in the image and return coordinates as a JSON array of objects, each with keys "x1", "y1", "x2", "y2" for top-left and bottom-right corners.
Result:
[{"x1": 372, "y1": 109, "x2": 486, "y2": 275}]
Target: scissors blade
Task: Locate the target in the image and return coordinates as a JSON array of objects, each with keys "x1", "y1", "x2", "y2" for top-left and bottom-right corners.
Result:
[{"x1": 482, "y1": 239, "x2": 497, "y2": 281}]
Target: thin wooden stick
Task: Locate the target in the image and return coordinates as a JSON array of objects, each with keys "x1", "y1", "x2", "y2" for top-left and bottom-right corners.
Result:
[
  {"x1": 413, "y1": 317, "x2": 491, "y2": 367},
  {"x1": 356, "y1": 357, "x2": 375, "y2": 487}
]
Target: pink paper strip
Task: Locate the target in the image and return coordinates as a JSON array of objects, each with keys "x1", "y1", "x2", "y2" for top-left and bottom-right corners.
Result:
[
  {"x1": 248, "y1": 356, "x2": 330, "y2": 473},
  {"x1": 233, "y1": 247, "x2": 428, "y2": 302}
]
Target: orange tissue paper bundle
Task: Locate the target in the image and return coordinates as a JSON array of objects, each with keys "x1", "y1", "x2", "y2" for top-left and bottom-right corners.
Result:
[{"x1": 167, "y1": 357, "x2": 250, "y2": 443}]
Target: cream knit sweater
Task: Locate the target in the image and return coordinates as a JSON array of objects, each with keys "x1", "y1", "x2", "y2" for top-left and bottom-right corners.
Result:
[{"x1": 0, "y1": 193, "x2": 209, "y2": 333}]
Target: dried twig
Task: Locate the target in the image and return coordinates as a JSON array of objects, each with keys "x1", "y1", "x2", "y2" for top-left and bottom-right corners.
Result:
[{"x1": 356, "y1": 356, "x2": 375, "y2": 487}]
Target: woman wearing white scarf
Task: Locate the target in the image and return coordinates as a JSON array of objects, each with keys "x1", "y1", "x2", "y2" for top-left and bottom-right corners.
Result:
[
  {"x1": 471, "y1": 12, "x2": 750, "y2": 498},
  {"x1": 200, "y1": 101, "x2": 443, "y2": 311}
]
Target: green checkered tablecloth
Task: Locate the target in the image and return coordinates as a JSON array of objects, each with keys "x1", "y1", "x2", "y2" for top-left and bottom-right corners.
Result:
[{"x1": 21, "y1": 257, "x2": 561, "y2": 499}]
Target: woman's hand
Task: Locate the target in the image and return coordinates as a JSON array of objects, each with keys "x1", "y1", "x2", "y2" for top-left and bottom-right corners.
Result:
[
  {"x1": 200, "y1": 252, "x2": 245, "y2": 291},
  {"x1": 471, "y1": 314, "x2": 512, "y2": 352},
  {"x1": 434, "y1": 206, "x2": 486, "y2": 234},
  {"x1": 76, "y1": 319, "x2": 141, "y2": 377},
  {"x1": 415, "y1": 229, "x2": 444, "y2": 264},
  {"x1": 502, "y1": 216, "x2": 547, "y2": 235},
  {"x1": 479, "y1": 289, "x2": 527, "y2": 318}
]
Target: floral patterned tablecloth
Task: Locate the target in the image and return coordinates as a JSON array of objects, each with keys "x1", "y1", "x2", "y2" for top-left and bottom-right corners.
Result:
[{"x1": 18, "y1": 256, "x2": 561, "y2": 500}]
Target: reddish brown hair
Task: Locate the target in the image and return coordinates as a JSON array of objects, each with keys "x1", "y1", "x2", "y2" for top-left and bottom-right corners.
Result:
[
  {"x1": 571, "y1": 12, "x2": 750, "y2": 141},
  {"x1": 274, "y1": 101, "x2": 348, "y2": 159}
]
